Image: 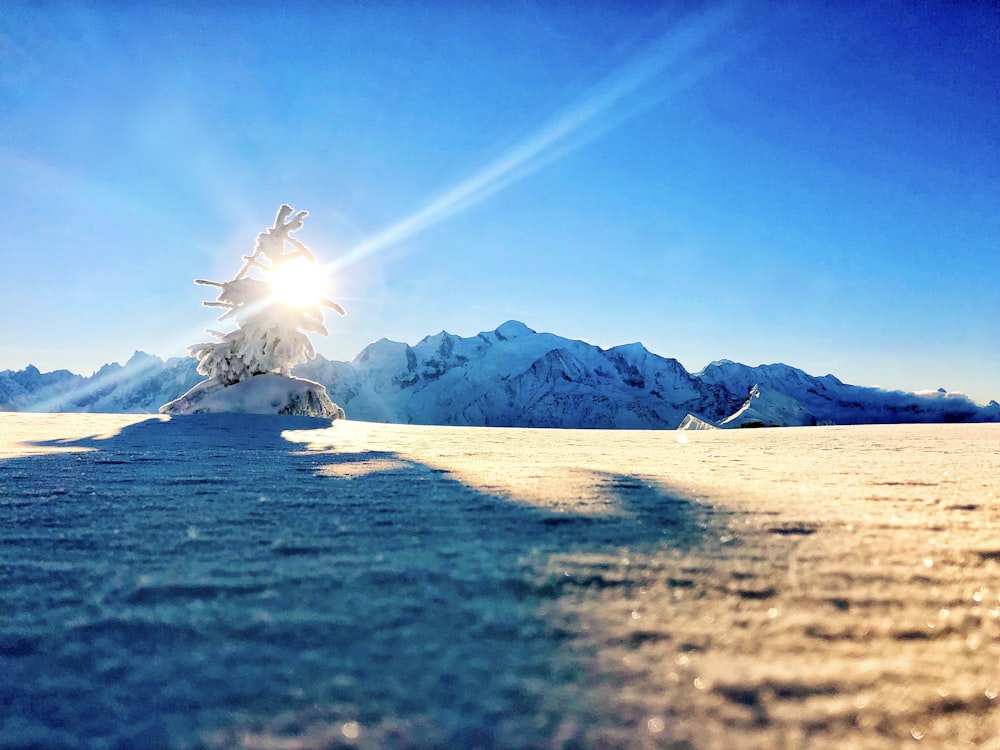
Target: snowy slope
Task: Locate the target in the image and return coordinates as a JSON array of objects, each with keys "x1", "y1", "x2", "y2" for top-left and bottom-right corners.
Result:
[
  {"x1": 0, "y1": 365, "x2": 79, "y2": 409},
  {"x1": 0, "y1": 352, "x2": 202, "y2": 414},
  {"x1": 300, "y1": 321, "x2": 729, "y2": 428},
  {"x1": 697, "y1": 359, "x2": 1000, "y2": 425},
  {"x1": 2, "y1": 322, "x2": 998, "y2": 427},
  {"x1": 718, "y1": 384, "x2": 817, "y2": 428}
]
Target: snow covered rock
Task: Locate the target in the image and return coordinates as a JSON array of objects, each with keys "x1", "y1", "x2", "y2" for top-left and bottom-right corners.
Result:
[
  {"x1": 677, "y1": 413, "x2": 718, "y2": 430},
  {"x1": 160, "y1": 374, "x2": 344, "y2": 419}
]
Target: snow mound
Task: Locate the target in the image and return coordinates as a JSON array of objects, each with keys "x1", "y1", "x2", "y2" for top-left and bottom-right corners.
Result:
[
  {"x1": 719, "y1": 384, "x2": 816, "y2": 428},
  {"x1": 159, "y1": 374, "x2": 344, "y2": 419},
  {"x1": 677, "y1": 413, "x2": 718, "y2": 430}
]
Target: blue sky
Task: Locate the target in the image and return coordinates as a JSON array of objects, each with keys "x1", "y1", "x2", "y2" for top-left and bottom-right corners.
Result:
[{"x1": 2, "y1": 1, "x2": 998, "y2": 403}]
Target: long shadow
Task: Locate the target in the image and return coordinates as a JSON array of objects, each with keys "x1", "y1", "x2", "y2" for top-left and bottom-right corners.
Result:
[{"x1": 1, "y1": 415, "x2": 721, "y2": 749}]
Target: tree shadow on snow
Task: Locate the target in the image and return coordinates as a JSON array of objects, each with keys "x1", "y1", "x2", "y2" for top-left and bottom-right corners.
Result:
[{"x1": 1, "y1": 415, "x2": 725, "y2": 749}]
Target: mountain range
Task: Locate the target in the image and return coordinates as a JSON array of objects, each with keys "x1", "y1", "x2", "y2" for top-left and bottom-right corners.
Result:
[{"x1": 2, "y1": 321, "x2": 998, "y2": 428}]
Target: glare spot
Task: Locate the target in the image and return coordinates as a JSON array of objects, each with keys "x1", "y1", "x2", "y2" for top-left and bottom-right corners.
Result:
[
  {"x1": 271, "y1": 257, "x2": 325, "y2": 308},
  {"x1": 857, "y1": 713, "x2": 877, "y2": 729},
  {"x1": 631, "y1": 610, "x2": 642, "y2": 620},
  {"x1": 676, "y1": 434, "x2": 688, "y2": 444},
  {"x1": 647, "y1": 717, "x2": 665, "y2": 734},
  {"x1": 966, "y1": 634, "x2": 981, "y2": 650},
  {"x1": 911, "y1": 727, "x2": 924, "y2": 740},
  {"x1": 986, "y1": 687, "x2": 998, "y2": 700},
  {"x1": 694, "y1": 676, "x2": 706, "y2": 690},
  {"x1": 923, "y1": 557, "x2": 934, "y2": 568},
  {"x1": 767, "y1": 607, "x2": 778, "y2": 619},
  {"x1": 341, "y1": 721, "x2": 361, "y2": 739}
]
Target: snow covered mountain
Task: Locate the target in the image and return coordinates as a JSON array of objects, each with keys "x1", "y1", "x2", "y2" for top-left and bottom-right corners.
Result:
[
  {"x1": 296, "y1": 321, "x2": 733, "y2": 428},
  {"x1": 0, "y1": 352, "x2": 202, "y2": 414},
  {"x1": 696, "y1": 359, "x2": 999, "y2": 426},
  {"x1": 2, "y1": 321, "x2": 998, "y2": 428}
]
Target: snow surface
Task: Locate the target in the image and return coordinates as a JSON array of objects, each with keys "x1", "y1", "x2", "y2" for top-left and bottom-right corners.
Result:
[{"x1": 3, "y1": 414, "x2": 999, "y2": 748}]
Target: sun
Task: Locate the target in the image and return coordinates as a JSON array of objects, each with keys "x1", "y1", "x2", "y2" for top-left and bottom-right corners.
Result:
[{"x1": 270, "y1": 257, "x2": 326, "y2": 308}]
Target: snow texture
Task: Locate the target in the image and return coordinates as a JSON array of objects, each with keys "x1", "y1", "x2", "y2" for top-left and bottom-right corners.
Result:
[{"x1": 2, "y1": 414, "x2": 999, "y2": 748}]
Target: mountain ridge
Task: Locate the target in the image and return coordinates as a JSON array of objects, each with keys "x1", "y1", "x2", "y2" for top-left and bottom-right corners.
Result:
[{"x1": 2, "y1": 321, "x2": 998, "y2": 428}]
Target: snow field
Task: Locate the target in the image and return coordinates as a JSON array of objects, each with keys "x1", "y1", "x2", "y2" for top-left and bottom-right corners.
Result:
[{"x1": 2, "y1": 415, "x2": 999, "y2": 748}]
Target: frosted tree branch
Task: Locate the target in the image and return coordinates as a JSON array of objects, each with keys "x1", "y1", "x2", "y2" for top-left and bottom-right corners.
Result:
[{"x1": 186, "y1": 205, "x2": 347, "y2": 385}]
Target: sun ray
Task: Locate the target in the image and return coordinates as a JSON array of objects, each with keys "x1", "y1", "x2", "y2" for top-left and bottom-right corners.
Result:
[
  {"x1": 270, "y1": 257, "x2": 326, "y2": 309},
  {"x1": 323, "y1": 3, "x2": 743, "y2": 278}
]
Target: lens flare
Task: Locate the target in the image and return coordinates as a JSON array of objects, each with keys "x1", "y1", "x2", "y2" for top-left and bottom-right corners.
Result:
[{"x1": 270, "y1": 258, "x2": 325, "y2": 308}]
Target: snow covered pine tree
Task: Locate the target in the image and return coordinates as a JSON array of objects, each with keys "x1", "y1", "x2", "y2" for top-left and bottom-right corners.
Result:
[{"x1": 160, "y1": 205, "x2": 347, "y2": 418}]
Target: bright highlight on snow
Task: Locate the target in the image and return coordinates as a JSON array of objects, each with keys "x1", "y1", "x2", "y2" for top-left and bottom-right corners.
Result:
[{"x1": 270, "y1": 257, "x2": 326, "y2": 308}]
